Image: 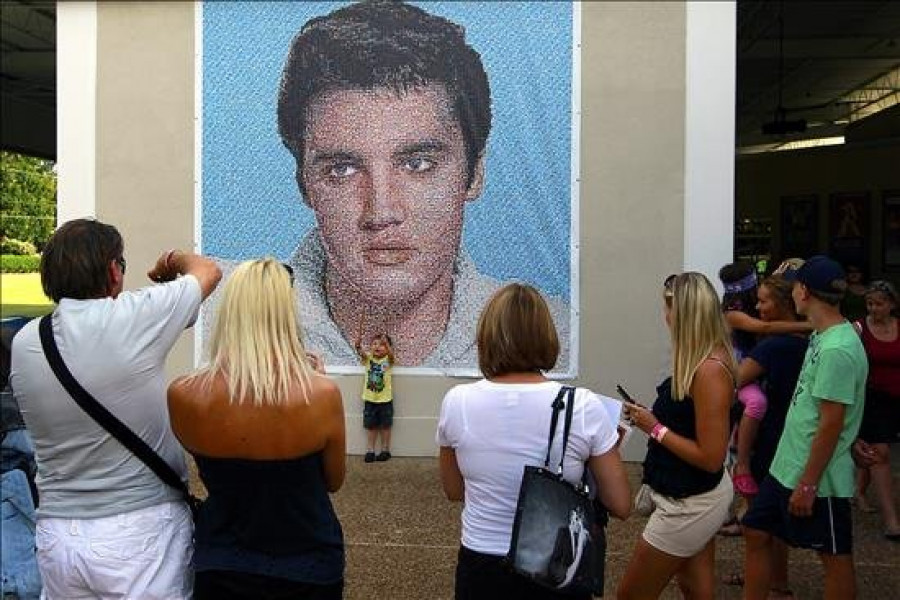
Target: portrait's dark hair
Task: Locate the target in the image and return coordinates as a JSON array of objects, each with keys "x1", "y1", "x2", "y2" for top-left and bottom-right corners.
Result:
[
  {"x1": 277, "y1": 0, "x2": 492, "y2": 192},
  {"x1": 477, "y1": 283, "x2": 559, "y2": 378},
  {"x1": 40, "y1": 219, "x2": 123, "y2": 302}
]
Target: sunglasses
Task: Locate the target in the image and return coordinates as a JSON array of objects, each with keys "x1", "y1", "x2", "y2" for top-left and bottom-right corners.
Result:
[
  {"x1": 663, "y1": 273, "x2": 677, "y2": 299},
  {"x1": 281, "y1": 262, "x2": 294, "y2": 287},
  {"x1": 115, "y1": 256, "x2": 127, "y2": 274}
]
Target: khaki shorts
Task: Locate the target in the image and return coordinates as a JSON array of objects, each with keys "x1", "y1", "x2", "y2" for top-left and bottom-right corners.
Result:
[{"x1": 642, "y1": 471, "x2": 733, "y2": 558}]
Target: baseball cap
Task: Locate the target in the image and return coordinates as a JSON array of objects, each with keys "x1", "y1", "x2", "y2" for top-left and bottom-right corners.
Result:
[{"x1": 783, "y1": 255, "x2": 847, "y2": 295}]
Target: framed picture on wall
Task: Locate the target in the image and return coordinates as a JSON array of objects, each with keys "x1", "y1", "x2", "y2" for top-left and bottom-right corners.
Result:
[
  {"x1": 780, "y1": 194, "x2": 818, "y2": 259},
  {"x1": 829, "y1": 191, "x2": 870, "y2": 268},
  {"x1": 883, "y1": 190, "x2": 900, "y2": 271}
]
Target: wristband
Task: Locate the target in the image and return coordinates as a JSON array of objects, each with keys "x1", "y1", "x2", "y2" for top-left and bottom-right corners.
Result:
[
  {"x1": 798, "y1": 482, "x2": 817, "y2": 495},
  {"x1": 650, "y1": 423, "x2": 669, "y2": 443}
]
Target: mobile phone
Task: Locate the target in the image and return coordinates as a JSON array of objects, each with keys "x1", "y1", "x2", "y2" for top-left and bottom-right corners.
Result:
[{"x1": 615, "y1": 384, "x2": 636, "y2": 405}]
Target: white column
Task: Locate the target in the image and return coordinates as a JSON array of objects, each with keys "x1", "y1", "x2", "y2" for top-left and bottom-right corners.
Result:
[
  {"x1": 56, "y1": 1, "x2": 97, "y2": 225},
  {"x1": 684, "y1": 1, "x2": 736, "y2": 288}
]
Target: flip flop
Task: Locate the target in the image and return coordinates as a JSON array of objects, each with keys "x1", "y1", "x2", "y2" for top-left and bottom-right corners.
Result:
[
  {"x1": 768, "y1": 588, "x2": 795, "y2": 599},
  {"x1": 733, "y1": 473, "x2": 759, "y2": 496},
  {"x1": 722, "y1": 572, "x2": 744, "y2": 586}
]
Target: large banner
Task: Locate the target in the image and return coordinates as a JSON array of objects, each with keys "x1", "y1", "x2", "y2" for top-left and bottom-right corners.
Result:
[{"x1": 199, "y1": 1, "x2": 579, "y2": 376}]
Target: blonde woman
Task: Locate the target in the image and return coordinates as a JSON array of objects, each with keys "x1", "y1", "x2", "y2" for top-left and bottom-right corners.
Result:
[
  {"x1": 168, "y1": 258, "x2": 346, "y2": 599},
  {"x1": 617, "y1": 273, "x2": 736, "y2": 600}
]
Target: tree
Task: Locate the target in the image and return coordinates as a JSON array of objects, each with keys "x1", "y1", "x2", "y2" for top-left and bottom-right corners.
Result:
[{"x1": 0, "y1": 150, "x2": 57, "y2": 250}]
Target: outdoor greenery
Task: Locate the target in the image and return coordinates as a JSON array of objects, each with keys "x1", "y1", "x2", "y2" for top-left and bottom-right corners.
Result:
[
  {"x1": 1, "y1": 254, "x2": 41, "y2": 273},
  {"x1": 1, "y1": 238, "x2": 37, "y2": 256},
  {"x1": 1, "y1": 150, "x2": 56, "y2": 251}
]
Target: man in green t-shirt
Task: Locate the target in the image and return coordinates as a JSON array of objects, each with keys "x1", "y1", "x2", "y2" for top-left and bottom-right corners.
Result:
[{"x1": 742, "y1": 255, "x2": 868, "y2": 600}]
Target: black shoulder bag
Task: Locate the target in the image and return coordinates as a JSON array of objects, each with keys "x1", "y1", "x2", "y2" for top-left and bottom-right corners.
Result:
[
  {"x1": 507, "y1": 386, "x2": 602, "y2": 595},
  {"x1": 38, "y1": 315, "x2": 201, "y2": 516}
]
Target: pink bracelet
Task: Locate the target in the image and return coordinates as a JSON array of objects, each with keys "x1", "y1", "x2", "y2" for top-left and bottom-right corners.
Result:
[{"x1": 650, "y1": 423, "x2": 669, "y2": 443}]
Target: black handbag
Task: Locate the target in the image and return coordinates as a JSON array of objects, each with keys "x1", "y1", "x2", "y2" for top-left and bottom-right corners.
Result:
[
  {"x1": 507, "y1": 386, "x2": 602, "y2": 595},
  {"x1": 38, "y1": 314, "x2": 202, "y2": 516}
]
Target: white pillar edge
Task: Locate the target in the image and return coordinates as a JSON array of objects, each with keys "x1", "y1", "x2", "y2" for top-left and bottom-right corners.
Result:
[
  {"x1": 683, "y1": 1, "x2": 736, "y2": 291},
  {"x1": 56, "y1": 1, "x2": 98, "y2": 225}
]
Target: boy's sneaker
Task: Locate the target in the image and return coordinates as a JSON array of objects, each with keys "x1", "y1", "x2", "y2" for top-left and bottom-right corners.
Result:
[
  {"x1": 364, "y1": 451, "x2": 376, "y2": 463},
  {"x1": 376, "y1": 451, "x2": 391, "y2": 462}
]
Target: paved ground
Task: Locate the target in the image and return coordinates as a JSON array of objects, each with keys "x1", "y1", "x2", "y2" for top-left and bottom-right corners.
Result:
[
  {"x1": 330, "y1": 458, "x2": 899, "y2": 600},
  {"x1": 191, "y1": 455, "x2": 900, "y2": 599}
]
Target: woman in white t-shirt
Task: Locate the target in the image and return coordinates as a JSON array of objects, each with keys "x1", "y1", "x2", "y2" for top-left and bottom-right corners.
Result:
[{"x1": 437, "y1": 283, "x2": 631, "y2": 600}]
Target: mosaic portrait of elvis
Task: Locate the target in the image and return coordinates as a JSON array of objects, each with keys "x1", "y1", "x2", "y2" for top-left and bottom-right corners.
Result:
[{"x1": 200, "y1": 0, "x2": 578, "y2": 376}]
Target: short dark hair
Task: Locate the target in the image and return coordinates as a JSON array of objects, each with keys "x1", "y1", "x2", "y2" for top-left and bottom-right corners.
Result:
[
  {"x1": 477, "y1": 283, "x2": 559, "y2": 378},
  {"x1": 277, "y1": 0, "x2": 491, "y2": 193},
  {"x1": 41, "y1": 219, "x2": 123, "y2": 302}
]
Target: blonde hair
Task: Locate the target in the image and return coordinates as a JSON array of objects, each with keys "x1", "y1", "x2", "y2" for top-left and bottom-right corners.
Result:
[
  {"x1": 477, "y1": 283, "x2": 559, "y2": 378},
  {"x1": 666, "y1": 272, "x2": 736, "y2": 400},
  {"x1": 199, "y1": 258, "x2": 314, "y2": 406}
]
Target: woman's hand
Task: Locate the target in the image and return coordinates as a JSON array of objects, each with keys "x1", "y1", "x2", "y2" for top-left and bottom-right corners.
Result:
[{"x1": 622, "y1": 402, "x2": 657, "y2": 436}]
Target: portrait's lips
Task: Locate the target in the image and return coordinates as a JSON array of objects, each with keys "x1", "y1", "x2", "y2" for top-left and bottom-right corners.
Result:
[{"x1": 363, "y1": 245, "x2": 415, "y2": 266}]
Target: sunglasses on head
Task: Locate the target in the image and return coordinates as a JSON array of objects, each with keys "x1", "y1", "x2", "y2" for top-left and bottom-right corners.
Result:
[
  {"x1": 281, "y1": 262, "x2": 294, "y2": 287},
  {"x1": 664, "y1": 273, "x2": 677, "y2": 298}
]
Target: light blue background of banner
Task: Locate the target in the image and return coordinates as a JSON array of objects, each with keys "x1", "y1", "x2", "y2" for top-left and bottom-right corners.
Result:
[{"x1": 202, "y1": 1, "x2": 574, "y2": 300}]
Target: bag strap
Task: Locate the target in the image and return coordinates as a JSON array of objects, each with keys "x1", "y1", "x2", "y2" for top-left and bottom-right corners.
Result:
[
  {"x1": 559, "y1": 386, "x2": 576, "y2": 474},
  {"x1": 544, "y1": 386, "x2": 568, "y2": 468},
  {"x1": 544, "y1": 385, "x2": 575, "y2": 473},
  {"x1": 38, "y1": 314, "x2": 189, "y2": 498}
]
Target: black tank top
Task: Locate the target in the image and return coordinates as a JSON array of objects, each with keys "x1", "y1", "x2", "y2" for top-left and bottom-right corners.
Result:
[
  {"x1": 193, "y1": 452, "x2": 344, "y2": 584},
  {"x1": 642, "y1": 373, "x2": 727, "y2": 498}
]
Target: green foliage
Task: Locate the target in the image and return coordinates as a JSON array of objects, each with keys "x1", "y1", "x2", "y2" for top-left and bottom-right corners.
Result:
[
  {"x1": 0, "y1": 238, "x2": 37, "y2": 256},
  {"x1": 1, "y1": 151, "x2": 57, "y2": 249},
  {"x1": 1, "y1": 254, "x2": 41, "y2": 273}
]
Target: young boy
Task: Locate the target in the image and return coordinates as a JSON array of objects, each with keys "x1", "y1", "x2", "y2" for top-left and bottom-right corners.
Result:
[
  {"x1": 742, "y1": 255, "x2": 868, "y2": 600},
  {"x1": 356, "y1": 334, "x2": 395, "y2": 463}
]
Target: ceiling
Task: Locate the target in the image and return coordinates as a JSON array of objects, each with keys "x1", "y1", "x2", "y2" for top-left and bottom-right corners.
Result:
[
  {"x1": 737, "y1": 0, "x2": 900, "y2": 151},
  {"x1": 1, "y1": 1, "x2": 899, "y2": 160},
  {"x1": 1, "y1": 0, "x2": 55, "y2": 159}
]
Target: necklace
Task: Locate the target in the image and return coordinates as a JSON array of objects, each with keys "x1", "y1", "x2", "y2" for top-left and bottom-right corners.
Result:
[{"x1": 869, "y1": 318, "x2": 897, "y2": 339}]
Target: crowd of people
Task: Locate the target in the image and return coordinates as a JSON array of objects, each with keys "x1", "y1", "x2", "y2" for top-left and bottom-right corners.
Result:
[{"x1": 2, "y1": 217, "x2": 897, "y2": 599}]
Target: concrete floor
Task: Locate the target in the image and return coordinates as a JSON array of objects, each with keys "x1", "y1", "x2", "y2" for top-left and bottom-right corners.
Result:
[
  {"x1": 327, "y1": 458, "x2": 900, "y2": 600},
  {"x1": 189, "y1": 454, "x2": 899, "y2": 598}
]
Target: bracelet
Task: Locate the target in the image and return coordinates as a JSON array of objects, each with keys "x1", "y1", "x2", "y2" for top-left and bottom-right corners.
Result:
[
  {"x1": 650, "y1": 423, "x2": 669, "y2": 443},
  {"x1": 798, "y1": 482, "x2": 817, "y2": 495},
  {"x1": 164, "y1": 249, "x2": 178, "y2": 270}
]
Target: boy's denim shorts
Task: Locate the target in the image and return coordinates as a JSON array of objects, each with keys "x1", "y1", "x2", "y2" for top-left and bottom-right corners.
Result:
[{"x1": 363, "y1": 401, "x2": 394, "y2": 430}]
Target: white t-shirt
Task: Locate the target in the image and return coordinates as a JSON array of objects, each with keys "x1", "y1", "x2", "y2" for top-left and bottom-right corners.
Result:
[
  {"x1": 436, "y1": 379, "x2": 618, "y2": 556},
  {"x1": 10, "y1": 275, "x2": 202, "y2": 519}
]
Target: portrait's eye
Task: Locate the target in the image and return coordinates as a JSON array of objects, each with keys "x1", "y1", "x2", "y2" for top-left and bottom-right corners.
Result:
[
  {"x1": 402, "y1": 156, "x2": 435, "y2": 173},
  {"x1": 326, "y1": 162, "x2": 359, "y2": 179}
]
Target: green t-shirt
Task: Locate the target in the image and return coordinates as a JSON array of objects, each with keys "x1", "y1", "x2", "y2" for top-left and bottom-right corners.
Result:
[{"x1": 769, "y1": 321, "x2": 868, "y2": 498}]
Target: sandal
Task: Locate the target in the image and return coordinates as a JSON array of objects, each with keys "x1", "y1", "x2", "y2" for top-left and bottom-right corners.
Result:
[
  {"x1": 722, "y1": 572, "x2": 744, "y2": 586},
  {"x1": 733, "y1": 473, "x2": 759, "y2": 496}
]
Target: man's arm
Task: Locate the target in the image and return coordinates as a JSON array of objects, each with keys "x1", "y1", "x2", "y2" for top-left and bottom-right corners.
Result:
[
  {"x1": 147, "y1": 249, "x2": 222, "y2": 300},
  {"x1": 789, "y1": 400, "x2": 846, "y2": 517},
  {"x1": 439, "y1": 447, "x2": 464, "y2": 501}
]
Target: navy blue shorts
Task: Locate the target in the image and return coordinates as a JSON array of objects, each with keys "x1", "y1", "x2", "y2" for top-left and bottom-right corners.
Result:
[
  {"x1": 741, "y1": 475, "x2": 852, "y2": 555},
  {"x1": 363, "y1": 401, "x2": 393, "y2": 430}
]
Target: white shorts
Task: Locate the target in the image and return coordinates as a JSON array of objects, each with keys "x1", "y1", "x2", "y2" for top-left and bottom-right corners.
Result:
[
  {"x1": 642, "y1": 471, "x2": 733, "y2": 558},
  {"x1": 36, "y1": 501, "x2": 193, "y2": 600}
]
